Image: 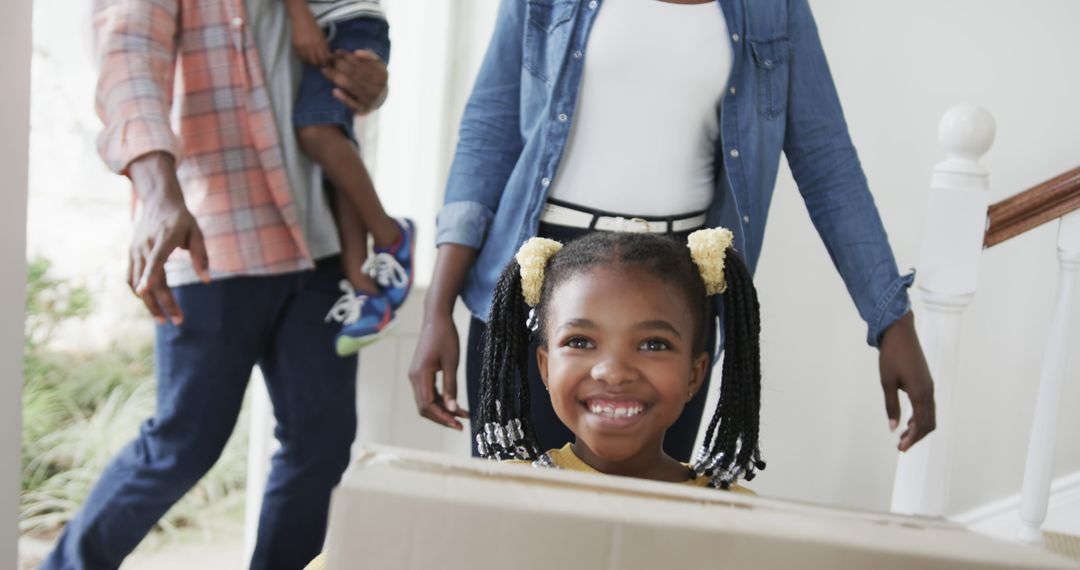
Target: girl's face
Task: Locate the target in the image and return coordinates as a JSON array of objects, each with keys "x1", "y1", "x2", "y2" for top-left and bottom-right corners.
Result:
[{"x1": 537, "y1": 266, "x2": 710, "y2": 469}]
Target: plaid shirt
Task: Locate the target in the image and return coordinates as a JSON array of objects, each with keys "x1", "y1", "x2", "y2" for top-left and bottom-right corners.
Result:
[{"x1": 94, "y1": 0, "x2": 314, "y2": 283}]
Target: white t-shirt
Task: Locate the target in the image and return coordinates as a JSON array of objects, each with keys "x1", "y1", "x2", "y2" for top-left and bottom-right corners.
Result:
[
  {"x1": 548, "y1": 0, "x2": 733, "y2": 216},
  {"x1": 243, "y1": 0, "x2": 341, "y2": 262}
]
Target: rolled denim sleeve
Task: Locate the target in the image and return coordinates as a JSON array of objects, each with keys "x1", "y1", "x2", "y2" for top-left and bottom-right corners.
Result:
[
  {"x1": 437, "y1": 0, "x2": 526, "y2": 248},
  {"x1": 783, "y1": 0, "x2": 910, "y2": 347},
  {"x1": 435, "y1": 201, "x2": 495, "y2": 249},
  {"x1": 869, "y1": 271, "x2": 915, "y2": 346}
]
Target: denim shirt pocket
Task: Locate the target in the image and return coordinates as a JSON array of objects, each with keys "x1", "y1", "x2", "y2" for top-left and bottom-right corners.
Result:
[
  {"x1": 523, "y1": 0, "x2": 578, "y2": 82},
  {"x1": 748, "y1": 36, "x2": 791, "y2": 120}
]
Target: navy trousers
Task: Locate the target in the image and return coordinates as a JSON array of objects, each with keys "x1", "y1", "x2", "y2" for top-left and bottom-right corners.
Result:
[{"x1": 42, "y1": 258, "x2": 358, "y2": 570}]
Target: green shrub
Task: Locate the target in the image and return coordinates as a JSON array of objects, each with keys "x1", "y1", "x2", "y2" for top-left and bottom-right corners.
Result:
[{"x1": 21, "y1": 259, "x2": 249, "y2": 544}]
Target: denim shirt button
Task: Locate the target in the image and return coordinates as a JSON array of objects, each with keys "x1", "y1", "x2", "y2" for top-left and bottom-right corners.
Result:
[
  {"x1": 743, "y1": 215, "x2": 751, "y2": 224},
  {"x1": 729, "y1": 86, "x2": 736, "y2": 95},
  {"x1": 541, "y1": 177, "x2": 551, "y2": 187},
  {"x1": 588, "y1": 0, "x2": 598, "y2": 9},
  {"x1": 573, "y1": 50, "x2": 583, "y2": 59},
  {"x1": 729, "y1": 148, "x2": 740, "y2": 158},
  {"x1": 557, "y1": 113, "x2": 568, "y2": 122},
  {"x1": 731, "y1": 33, "x2": 740, "y2": 42}
]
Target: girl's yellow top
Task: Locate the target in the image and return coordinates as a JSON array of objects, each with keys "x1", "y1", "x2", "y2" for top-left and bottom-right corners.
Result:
[
  {"x1": 304, "y1": 444, "x2": 752, "y2": 569},
  {"x1": 515, "y1": 443, "x2": 755, "y2": 494}
]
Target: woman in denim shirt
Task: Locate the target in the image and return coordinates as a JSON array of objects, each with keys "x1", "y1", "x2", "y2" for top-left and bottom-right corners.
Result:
[{"x1": 408, "y1": 0, "x2": 935, "y2": 461}]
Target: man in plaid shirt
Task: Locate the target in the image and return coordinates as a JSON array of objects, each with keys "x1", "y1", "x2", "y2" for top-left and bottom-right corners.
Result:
[{"x1": 42, "y1": 0, "x2": 389, "y2": 568}]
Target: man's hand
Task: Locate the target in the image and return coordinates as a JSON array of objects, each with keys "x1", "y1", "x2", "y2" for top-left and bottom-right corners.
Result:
[
  {"x1": 127, "y1": 152, "x2": 210, "y2": 325},
  {"x1": 879, "y1": 311, "x2": 936, "y2": 451},
  {"x1": 322, "y1": 49, "x2": 388, "y2": 115},
  {"x1": 290, "y1": 9, "x2": 332, "y2": 67}
]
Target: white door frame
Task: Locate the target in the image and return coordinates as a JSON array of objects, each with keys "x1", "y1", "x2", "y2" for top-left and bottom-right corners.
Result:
[{"x1": 1, "y1": 0, "x2": 32, "y2": 565}]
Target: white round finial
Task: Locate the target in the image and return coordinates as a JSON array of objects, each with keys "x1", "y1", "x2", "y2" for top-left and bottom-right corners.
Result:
[{"x1": 938, "y1": 104, "x2": 995, "y2": 160}]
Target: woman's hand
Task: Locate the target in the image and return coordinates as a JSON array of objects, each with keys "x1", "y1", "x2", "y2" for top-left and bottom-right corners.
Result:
[
  {"x1": 290, "y1": 11, "x2": 331, "y2": 68},
  {"x1": 406, "y1": 243, "x2": 478, "y2": 429},
  {"x1": 408, "y1": 309, "x2": 469, "y2": 430},
  {"x1": 879, "y1": 311, "x2": 936, "y2": 451}
]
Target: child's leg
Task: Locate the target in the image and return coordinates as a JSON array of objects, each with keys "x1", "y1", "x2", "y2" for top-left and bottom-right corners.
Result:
[
  {"x1": 329, "y1": 183, "x2": 379, "y2": 294},
  {"x1": 297, "y1": 124, "x2": 401, "y2": 250}
]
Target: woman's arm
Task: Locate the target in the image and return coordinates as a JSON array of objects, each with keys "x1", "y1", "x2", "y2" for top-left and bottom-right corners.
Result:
[
  {"x1": 782, "y1": 0, "x2": 934, "y2": 451},
  {"x1": 409, "y1": 0, "x2": 527, "y2": 428},
  {"x1": 436, "y1": 0, "x2": 527, "y2": 249},
  {"x1": 408, "y1": 244, "x2": 477, "y2": 429}
]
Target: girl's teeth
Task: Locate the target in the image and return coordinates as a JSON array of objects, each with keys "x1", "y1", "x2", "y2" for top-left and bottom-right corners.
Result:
[{"x1": 588, "y1": 403, "x2": 643, "y2": 417}]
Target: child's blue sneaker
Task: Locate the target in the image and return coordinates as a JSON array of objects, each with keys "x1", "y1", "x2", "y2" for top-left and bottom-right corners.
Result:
[
  {"x1": 324, "y1": 280, "x2": 396, "y2": 356},
  {"x1": 365, "y1": 217, "x2": 415, "y2": 310}
]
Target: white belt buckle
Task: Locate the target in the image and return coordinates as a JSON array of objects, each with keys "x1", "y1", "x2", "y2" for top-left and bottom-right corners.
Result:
[{"x1": 620, "y1": 217, "x2": 651, "y2": 233}]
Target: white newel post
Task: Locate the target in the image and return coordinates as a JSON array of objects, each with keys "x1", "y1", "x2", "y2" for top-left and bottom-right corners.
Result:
[
  {"x1": 891, "y1": 105, "x2": 996, "y2": 517},
  {"x1": 1017, "y1": 210, "x2": 1080, "y2": 544}
]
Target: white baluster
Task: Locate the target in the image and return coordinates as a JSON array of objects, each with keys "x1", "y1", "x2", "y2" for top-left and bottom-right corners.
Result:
[
  {"x1": 891, "y1": 105, "x2": 996, "y2": 517},
  {"x1": 1017, "y1": 210, "x2": 1080, "y2": 544}
]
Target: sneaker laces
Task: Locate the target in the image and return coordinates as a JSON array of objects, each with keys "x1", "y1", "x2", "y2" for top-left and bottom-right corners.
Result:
[
  {"x1": 324, "y1": 280, "x2": 366, "y2": 325},
  {"x1": 364, "y1": 252, "x2": 408, "y2": 289}
]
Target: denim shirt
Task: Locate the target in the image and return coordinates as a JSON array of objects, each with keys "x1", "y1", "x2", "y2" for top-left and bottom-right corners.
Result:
[{"x1": 436, "y1": 0, "x2": 913, "y2": 347}]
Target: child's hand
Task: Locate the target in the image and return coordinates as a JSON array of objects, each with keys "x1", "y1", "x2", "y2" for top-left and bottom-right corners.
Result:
[{"x1": 291, "y1": 12, "x2": 331, "y2": 68}]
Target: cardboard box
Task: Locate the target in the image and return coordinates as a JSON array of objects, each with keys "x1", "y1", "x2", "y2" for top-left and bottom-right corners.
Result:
[{"x1": 325, "y1": 445, "x2": 1076, "y2": 569}]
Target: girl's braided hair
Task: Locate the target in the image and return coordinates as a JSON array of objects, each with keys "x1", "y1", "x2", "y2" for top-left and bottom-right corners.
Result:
[{"x1": 476, "y1": 231, "x2": 765, "y2": 488}]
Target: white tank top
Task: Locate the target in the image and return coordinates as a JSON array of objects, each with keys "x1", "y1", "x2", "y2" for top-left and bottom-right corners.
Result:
[{"x1": 548, "y1": 0, "x2": 732, "y2": 216}]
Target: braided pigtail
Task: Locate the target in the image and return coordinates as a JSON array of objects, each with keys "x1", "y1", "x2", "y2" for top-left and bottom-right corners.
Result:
[
  {"x1": 475, "y1": 238, "x2": 562, "y2": 460},
  {"x1": 687, "y1": 229, "x2": 766, "y2": 489}
]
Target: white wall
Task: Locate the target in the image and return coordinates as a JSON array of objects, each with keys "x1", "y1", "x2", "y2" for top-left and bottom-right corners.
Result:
[
  {"x1": 26, "y1": 0, "x2": 148, "y2": 351},
  {"x1": 365, "y1": 0, "x2": 1080, "y2": 516},
  {"x1": 2, "y1": 0, "x2": 32, "y2": 565}
]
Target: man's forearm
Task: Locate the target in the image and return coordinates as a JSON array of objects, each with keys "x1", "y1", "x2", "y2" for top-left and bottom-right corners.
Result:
[{"x1": 128, "y1": 152, "x2": 185, "y2": 207}]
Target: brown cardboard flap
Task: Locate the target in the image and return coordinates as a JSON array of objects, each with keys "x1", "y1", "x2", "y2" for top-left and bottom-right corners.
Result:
[{"x1": 325, "y1": 445, "x2": 1076, "y2": 570}]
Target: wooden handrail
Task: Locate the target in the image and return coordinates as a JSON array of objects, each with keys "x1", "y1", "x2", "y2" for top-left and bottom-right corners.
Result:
[{"x1": 984, "y1": 166, "x2": 1080, "y2": 248}]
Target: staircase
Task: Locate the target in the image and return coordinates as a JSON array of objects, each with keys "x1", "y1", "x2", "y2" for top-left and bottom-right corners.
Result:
[{"x1": 890, "y1": 105, "x2": 1080, "y2": 560}]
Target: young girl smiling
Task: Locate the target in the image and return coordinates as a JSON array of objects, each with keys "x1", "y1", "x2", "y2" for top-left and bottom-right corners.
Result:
[
  {"x1": 303, "y1": 228, "x2": 758, "y2": 569},
  {"x1": 476, "y1": 228, "x2": 764, "y2": 490}
]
